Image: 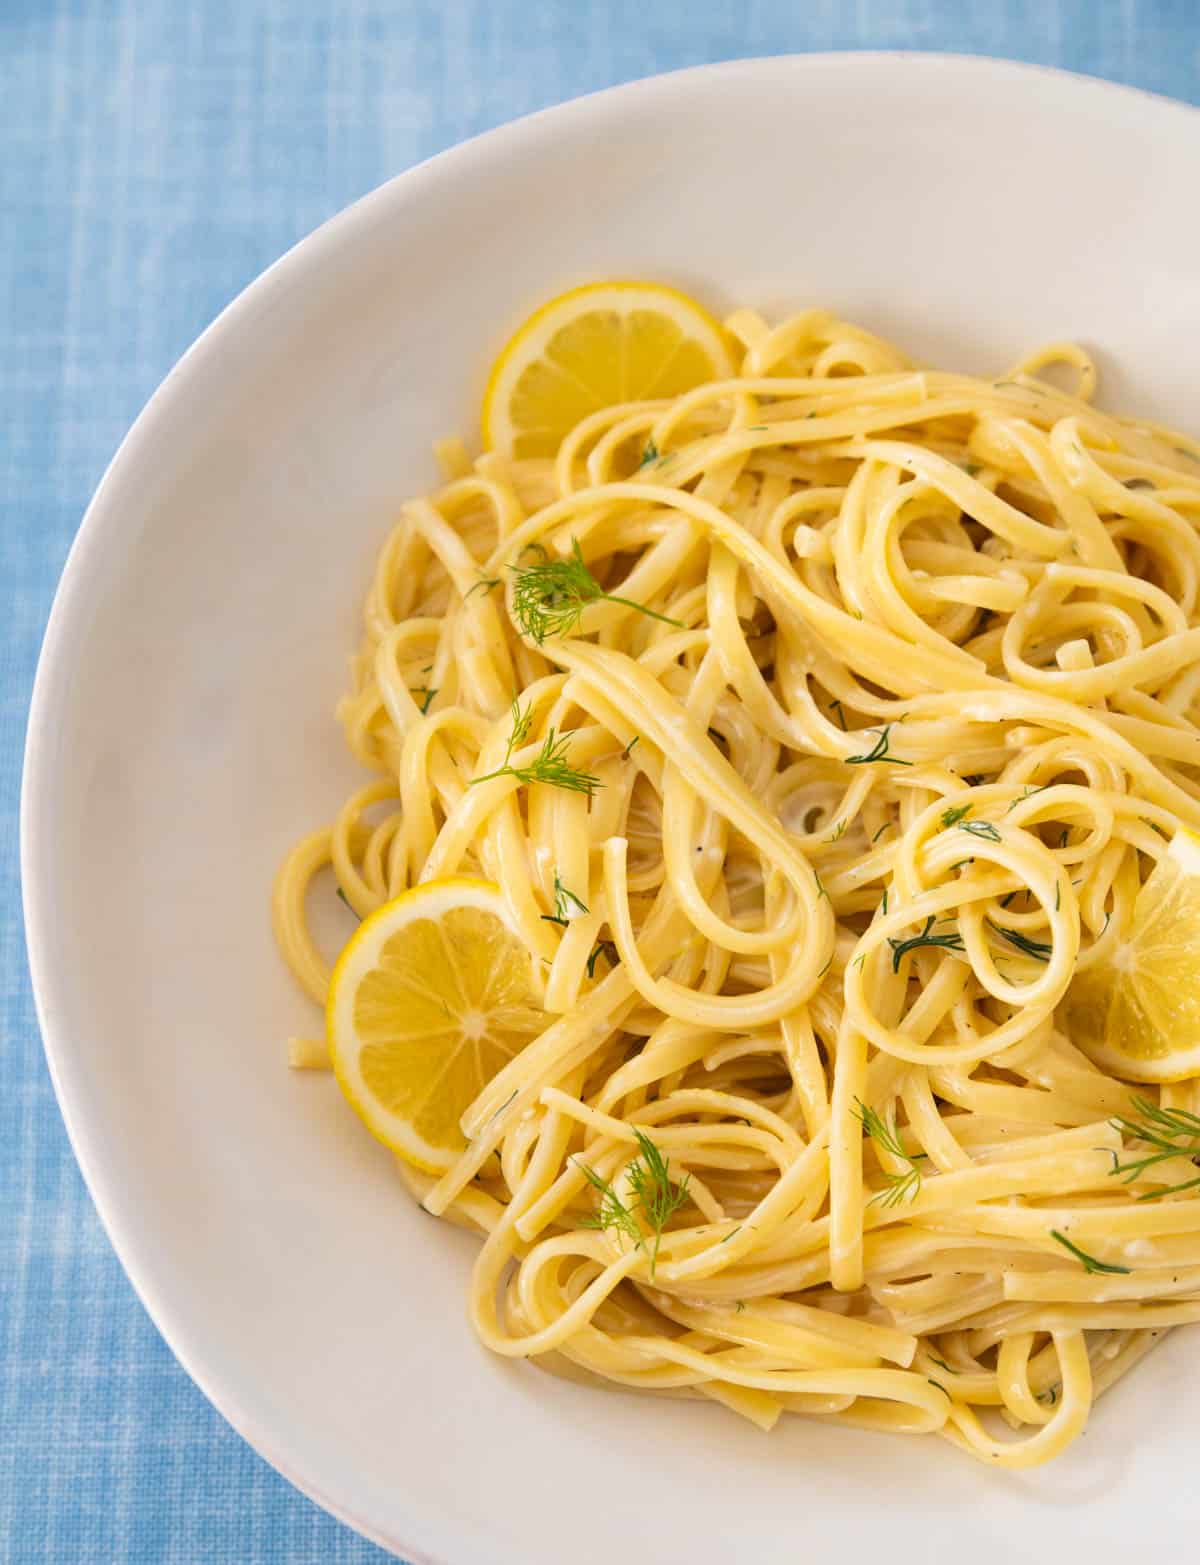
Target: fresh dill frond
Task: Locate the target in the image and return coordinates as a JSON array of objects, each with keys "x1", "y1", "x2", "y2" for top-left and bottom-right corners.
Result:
[
  {"x1": 508, "y1": 698, "x2": 533, "y2": 753},
  {"x1": 576, "y1": 1162, "x2": 643, "y2": 1248},
  {"x1": 880, "y1": 887, "x2": 888, "y2": 915},
  {"x1": 814, "y1": 872, "x2": 828, "y2": 902},
  {"x1": 470, "y1": 701, "x2": 600, "y2": 796},
  {"x1": 826, "y1": 818, "x2": 847, "y2": 843},
  {"x1": 958, "y1": 819, "x2": 1001, "y2": 842},
  {"x1": 509, "y1": 537, "x2": 681, "y2": 644},
  {"x1": 576, "y1": 1129, "x2": 690, "y2": 1277},
  {"x1": 887, "y1": 915, "x2": 964, "y2": 974},
  {"x1": 638, "y1": 439, "x2": 659, "y2": 467},
  {"x1": 585, "y1": 939, "x2": 619, "y2": 979},
  {"x1": 627, "y1": 1129, "x2": 691, "y2": 1275},
  {"x1": 871, "y1": 821, "x2": 892, "y2": 843},
  {"x1": 854, "y1": 1098, "x2": 927, "y2": 1207},
  {"x1": 551, "y1": 871, "x2": 588, "y2": 922},
  {"x1": 622, "y1": 735, "x2": 640, "y2": 757},
  {"x1": 940, "y1": 803, "x2": 971, "y2": 828},
  {"x1": 1049, "y1": 1229, "x2": 1131, "y2": 1275},
  {"x1": 1107, "y1": 1097, "x2": 1200, "y2": 1199},
  {"x1": 488, "y1": 1089, "x2": 519, "y2": 1123},
  {"x1": 845, "y1": 725, "x2": 912, "y2": 767},
  {"x1": 929, "y1": 1355, "x2": 958, "y2": 1375},
  {"x1": 829, "y1": 698, "x2": 846, "y2": 730},
  {"x1": 410, "y1": 685, "x2": 437, "y2": 715},
  {"x1": 990, "y1": 922, "x2": 1053, "y2": 962},
  {"x1": 1006, "y1": 782, "x2": 1053, "y2": 813},
  {"x1": 335, "y1": 886, "x2": 362, "y2": 922},
  {"x1": 465, "y1": 575, "x2": 501, "y2": 598}
]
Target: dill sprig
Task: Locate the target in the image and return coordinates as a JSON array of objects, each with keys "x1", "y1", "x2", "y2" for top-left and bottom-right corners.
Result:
[
  {"x1": 854, "y1": 1098, "x2": 927, "y2": 1207},
  {"x1": 541, "y1": 871, "x2": 589, "y2": 926},
  {"x1": 576, "y1": 1162, "x2": 642, "y2": 1248},
  {"x1": 410, "y1": 685, "x2": 437, "y2": 715},
  {"x1": 1049, "y1": 1229, "x2": 1131, "y2": 1275},
  {"x1": 957, "y1": 819, "x2": 1001, "y2": 842},
  {"x1": 990, "y1": 922, "x2": 1053, "y2": 961},
  {"x1": 940, "y1": 803, "x2": 971, "y2": 828},
  {"x1": 576, "y1": 1129, "x2": 690, "y2": 1277},
  {"x1": 1107, "y1": 1096, "x2": 1200, "y2": 1199},
  {"x1": 470, "y1": 700, "x2": 600, "y2": 796},
  {"x1": 845, "y1": 725, "x2": 912, "y2": 766},
  {"x1": 509, "y1": 538, "x2": 681, "y2": 645},
  {"x1": 1006, "y1": 782, "x2": 1053, "y2": 813},
  {"x1": 586, "y1": 938, "x2": 619, "y2": 979},
  {"x1": 887, "y1": 915, "x2": 964, "y2": 974},
  {"x1": 465, "y1": 575, "x2": 500, "y2": 598}
]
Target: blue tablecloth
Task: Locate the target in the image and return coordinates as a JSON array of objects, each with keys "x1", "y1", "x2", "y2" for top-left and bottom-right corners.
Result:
[{"x1": 3, "y1": 3, "x2": 1198, "y2": 1559}]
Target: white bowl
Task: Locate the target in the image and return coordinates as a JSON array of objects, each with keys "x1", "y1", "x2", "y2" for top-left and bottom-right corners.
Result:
[{"x1": 23, "y1": 54, "x2": 1200, "y2": 1564}]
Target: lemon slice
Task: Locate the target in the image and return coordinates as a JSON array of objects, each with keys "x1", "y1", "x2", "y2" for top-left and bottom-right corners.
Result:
[
  {"x1": 1064, "y1": 829, "x2": 1200, "y2": 1082},
  {"x1": 326, "y1": 878, "x2": 544, "y2": 1170},
  {"x1": 482, "y1": 281, "x2": 735, "y2": 458}
]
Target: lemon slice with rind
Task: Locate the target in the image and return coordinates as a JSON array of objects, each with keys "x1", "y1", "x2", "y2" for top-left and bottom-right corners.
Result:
[
  {"x1": 1064, "y1": 829, "x2": 1200, "y2": 1082},
  {"x1": 482, "y1": 281, "x2": 735, "y2": 459},
  {"x1": 326, "y1": 878, "x2": 543, "y2": 1170}
]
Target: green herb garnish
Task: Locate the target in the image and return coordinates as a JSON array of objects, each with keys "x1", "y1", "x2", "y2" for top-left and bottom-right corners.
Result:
[
  {"x1": 510, "y1": 538, "x2": 681, "y2": 644},
  {"x1": 465, "y1": 575, "x2": 501, "y2": 598},
  {"x1": 639, "y1": 439, "x2": 659, "y2": 468},
  {"x1": 845, "y1": 726, "x2": 912, "y2": 767},
  {"x1": 1106, "y1": 1097, "x2": 1200, "y2": 1199},
  {"x1": 887, "y1": 915, "x2": 965, "y2": 974},
  {"x1": 1049, "y1": 1230, "x2": 1131, "y2": 1275},
  {"x1": 958, "y1": 819, "x2": 1001, "y2": 842},
  {"x1": 829, "y1": 698, "x2": 847, "y2": 730},
  {"x1": 411, "y1": 686, "x2": 437, "y2": 715},
  {"x1": 854, "y1": 1099, "x2": 927, "y2": 1207},
  {"x1": 576, "y1": 1129, "x2": 691, "y2": 1277},
  {"x1": 335, "y1": 886, "x2": 362, "y2": 922},
  {"x1": 586, "y1": 939, "x2": 619, "y2": 979},
  {"x1": 541, "y1": 871, "x2": 588, "y2": 926},
  {"x1": 1006, "y1": 783, "x2": 1052, "y2": 813},
  {"x1": 991, "y1": 923, "x2": 1052, "y2": 961},
  {"x1": 471, "y1": 699, "x2": 600, "y2": 796},
  {"x1": 941, "y1": 803, "x2": 971, "y2": 828}
]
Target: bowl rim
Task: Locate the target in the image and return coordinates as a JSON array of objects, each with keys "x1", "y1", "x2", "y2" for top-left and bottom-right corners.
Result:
[{"x1": 20, "y1": 50, "x2": 1200, "y2": 1562}]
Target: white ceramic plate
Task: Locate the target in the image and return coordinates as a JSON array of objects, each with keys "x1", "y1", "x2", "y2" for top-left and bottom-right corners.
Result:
[{"x1": 23, "y1": 54, "x2": 1200, "y2": 1564}]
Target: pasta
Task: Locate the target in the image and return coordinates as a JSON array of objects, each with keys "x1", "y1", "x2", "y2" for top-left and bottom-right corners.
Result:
[{"x1": 274, "y1": 301, "x2": 1200, "y2": 1465}]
